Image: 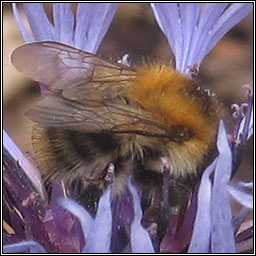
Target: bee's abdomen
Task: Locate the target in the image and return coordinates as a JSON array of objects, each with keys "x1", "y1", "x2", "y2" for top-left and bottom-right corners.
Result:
[{"x1": 32, "y1": 125, "x2": 119, "y2": 183}]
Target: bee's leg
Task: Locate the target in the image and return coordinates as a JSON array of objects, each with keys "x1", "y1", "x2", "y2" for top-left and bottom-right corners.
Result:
[
  {"x1": 159, "y1": 157, "x2": 192, "y2": 237},
  {"x1": 111, "y1": 157, "x2": 134, "y2": 196},
  {"x1": 137, "y1": 158, "x2": 172, "y2": 247},
  {"x1": 160, "y1": 157, "x2": 172, "y2": 224},
  {"x1": 142, "y1": 188, "x2": 161, "y2": 252},
  {"x1": 110, "y1": 158, "x2": 135, "y2": 253}
]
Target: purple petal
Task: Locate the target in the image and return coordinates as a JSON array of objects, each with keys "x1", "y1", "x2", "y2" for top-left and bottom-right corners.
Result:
[
  {"x1": 53, "y1": 3, "x2": 75, "y2": 45},
  {"x1": 3, "y1": 151, "x2": 44, "y2": 238},
  {"x1": 160, "y1": 213, "x2": 179, "y2": 253},
  {"x1": 211, "y1": 121, "x2": 235, "y2": 253},
  {"x1": 69, "y1": 216, "x2": 86, "y2": 252},
  {"x1": 110, "y1": 190, "x2": 134, "y2": 253},
  {"x1": 23, "y1": 3, "x2": 55, "y2": 41},
  {"x1": 74, "y1": 3, "x2": 119, "y2": 52},
  {"x1": 3, "y1": 145, "x2": 53, "y2": 250},
  {"x1": 128, "y1": 179, "x2": 155, "y2": 253},
  {"x1": 3, "y1": 241, "x2": 47, "y2": 253},
  {"x1": 188, "y1": 159, "x2": 217, "y2": 253},
  {"x1": 3, "y1": 129, "x2": 44, "y2": 197},
  {"x1": 85, "y1": 186, "x2": 112, "y2": 253},
  {"x1": 43, "y1": 213, "x2": 81, "y2": 253},
  {"x1": 160, "y1": 184, "x2": 198, "y2": 253},
  {"x1": 59, "y1": 198, "x2": 93, "y2": 244},
  {"x1": 50, "y1": 185, "x2": 76, "y2": 238}
]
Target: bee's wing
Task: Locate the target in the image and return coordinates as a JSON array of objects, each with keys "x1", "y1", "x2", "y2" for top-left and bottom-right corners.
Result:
[
  {"x1": 11, "y1": 41, "x2": 136, "y2": 100},
  {"x1": 26, "y1": 94, "x2": 170, "y2": 138},
  {"x1": 13, "y1": 41, "x2": 171, "y2": 138}
]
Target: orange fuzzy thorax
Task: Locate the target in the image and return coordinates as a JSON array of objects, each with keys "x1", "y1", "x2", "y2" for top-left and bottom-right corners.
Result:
[{"x1": 126, "y1": 64, "x2": 220, "y2": 176}]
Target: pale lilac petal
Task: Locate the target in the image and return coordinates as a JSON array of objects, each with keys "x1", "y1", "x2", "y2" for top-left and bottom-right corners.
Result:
[
  {"x1": 188, "y1": 159, "x2": 217, "y2": 253},
  {"x1": 201, "y1": 3, "x2": 253, "y2": 62},
  {"x1": 186, "y1": 3, "x2": 228, "y2": 68},
  {"x1": 211, "y1": 121, "x2": 235, "y2": 253},
  {"x1": 13, "y1": 3, "x2": 118, "y2": 52},
  {"x1": 23, "y1": 3, "x2": 55, "y2": 41},
  {"x1": 237, "y1": 116, "x2": 247, "y2": 138},
  {"x1": 151, "y1": 3, "x2": 252, "y2": 73},
  {"x1": 236, "y1": 181, "x2": 253, "y2": 190},
  {"x1": 178, "y1": 3, "x2": 200, "y2": 72},
  {"x1": 3, "y1": 241, "x2": 47, "y2": 253},
  {"x1": 12, "y1": 3, "x2": 34, "y2": 42},
  {"x1": 151, "y1": 3, "x2": 183, "y2": 70},
  {"x1": 85, "y1": 186, "x2": 112, "y2": 253},
  {"x1": 238, "y1": 108, "x2": 253, "y2": 140},
  {"x1": 248, "y1": 108, "x2": 253, "y2": 139},
  {"x1": 59, "y1": 198, "x2": 94, "y2": 243},
  {"x1": 227, "y1": 182, "x2": 253, "y2": 209},
  {"x1": 53, "y1": 3, "x2": 75, "y2": 45},
  {"x1": 74, "y1": 3, "x2": 119, "y2": 52},
  {"x1": 128, "y1": 179, "x2": 155, "y2": 253},
  {"x1": 3, "y1": 129, "x2": 44, "y2": 196}
]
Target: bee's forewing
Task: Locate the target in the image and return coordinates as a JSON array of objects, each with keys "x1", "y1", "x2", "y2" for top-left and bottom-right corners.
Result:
[
  {"x1": 11, "y1": 41, "x2": 135, "y2": 92},
  {"x1": 14, "y1": 41, "x2": 170, "y2": 138},
  {"x1": 26, "y1": 95, "x2": 106, "y2": 132},
  {"x1": 26, "y1": 94, "x2": 169, "y2": 137}
]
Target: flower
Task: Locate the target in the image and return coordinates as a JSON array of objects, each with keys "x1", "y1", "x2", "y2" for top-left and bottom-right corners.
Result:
[
  {"x1": 3, "y1": 139, "x2": 85, "y2": 253},
  {"x1": 12, "y1": 3, "x2": 118, "y2": 52},
  {"x1": 4, "y1": 3, "x2": 253, "y2": 253},
  {"x1": 151, "y1": 3, "x2": 253, "y2": 73}
]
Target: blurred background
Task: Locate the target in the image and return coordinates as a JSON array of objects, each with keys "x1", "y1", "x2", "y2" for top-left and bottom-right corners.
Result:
[{"x1": 3, "y1": 3, "x2": 253, "y2": 198}]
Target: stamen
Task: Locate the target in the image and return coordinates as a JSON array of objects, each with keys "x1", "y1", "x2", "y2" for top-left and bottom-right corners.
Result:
[
  {"x1": 105, "y1": 163, "x2": 115, "y2": 184},
  {"x1": 118, "y1": 54, "x2": 131, "y2": 66}
]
